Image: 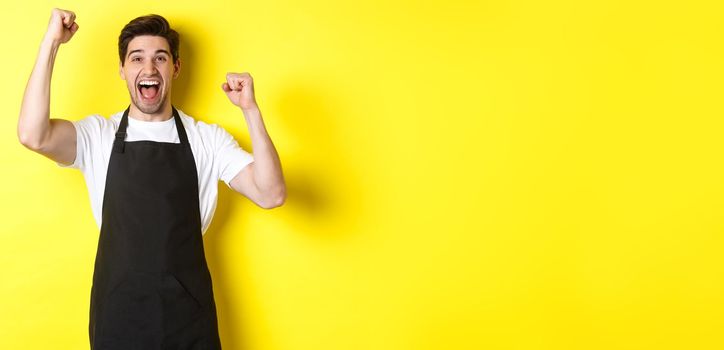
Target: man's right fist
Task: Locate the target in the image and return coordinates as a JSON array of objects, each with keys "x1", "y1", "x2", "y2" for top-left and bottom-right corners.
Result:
[{"x1": 45, "y1": 8, "x2": 78, "y2": 44}]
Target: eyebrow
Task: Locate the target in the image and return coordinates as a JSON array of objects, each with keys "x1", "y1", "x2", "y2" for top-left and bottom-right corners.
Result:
[{"x1": 127, "y1": 49, "x2": 171, "y2": 57}]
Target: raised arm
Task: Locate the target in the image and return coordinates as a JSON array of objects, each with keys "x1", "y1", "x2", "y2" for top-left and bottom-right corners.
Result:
[
  {"x1": 17, "y1": 8, "x2": 79, "y2": 165},
  {"x1": 222, "y1": 72, "x2": 286, "y2": 209}
]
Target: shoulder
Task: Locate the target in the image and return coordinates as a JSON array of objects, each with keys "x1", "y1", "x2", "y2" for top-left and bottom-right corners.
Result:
[
  {"x1": 73, "y1": 112, "x2": 122, "y2": 136},
  {"x1": 77, "y1": 111, "x2": 125, "y2": 126},
  {"x1": 177, "y1": 109, "x2": 234, "y2": 146},
  {"x1": 108, "y1": 111, "x2": 124, "y2": 127},
  {"x1": 74, "y1": 113, "x2": 107, "y2": 128}
]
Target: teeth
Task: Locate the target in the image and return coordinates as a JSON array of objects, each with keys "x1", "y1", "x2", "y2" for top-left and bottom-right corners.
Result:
[{"x1": 139, "y1": 80, "x2": 160, "y2": 86}]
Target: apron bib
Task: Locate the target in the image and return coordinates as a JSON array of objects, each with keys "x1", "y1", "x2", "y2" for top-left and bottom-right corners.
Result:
[{"x1": 88, "y1": 106, "x2": 222, "y2": 349}]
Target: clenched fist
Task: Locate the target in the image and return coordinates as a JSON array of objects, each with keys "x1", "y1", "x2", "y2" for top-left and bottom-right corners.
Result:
[
  {"x1": 222, "y1": 72, "x2": 258, "y2": 110},
  {"x1": 45, "y1": 8, "x2": 78, "y2": 44}
]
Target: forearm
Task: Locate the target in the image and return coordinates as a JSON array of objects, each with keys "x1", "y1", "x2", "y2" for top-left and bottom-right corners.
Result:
[
  {"x1": 241, "y1": 106, "x2": 286, "y2": 199},
  {"x1": 18, "y1": 36, "x2": 61, "y2": 148}
]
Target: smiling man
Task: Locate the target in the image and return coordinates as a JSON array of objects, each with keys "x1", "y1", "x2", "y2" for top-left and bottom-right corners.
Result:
[{"x1": 17, "y1": 8, "x2": 286, "y2": 349}]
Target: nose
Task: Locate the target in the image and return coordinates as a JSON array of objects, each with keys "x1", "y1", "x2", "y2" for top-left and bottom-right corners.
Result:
[{"x1": 142, "y1": 58, "x2": 158, "y2": 75}]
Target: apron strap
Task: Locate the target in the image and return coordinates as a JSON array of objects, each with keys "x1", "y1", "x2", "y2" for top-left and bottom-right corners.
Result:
[
  {"x1": 112, "y1": 105, "x2": 189, "y2": 154},
  {"x1": 113, "y1": 106, "x2": 131, "y2": 153},
  {"x1": 171, "y1": 106, "x2": 191, "y2": 147}
]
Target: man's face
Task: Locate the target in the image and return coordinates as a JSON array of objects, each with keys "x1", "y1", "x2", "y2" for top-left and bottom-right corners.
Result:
[{"x1": 120, "y1": 35, "x2": 180, "y2": 115}]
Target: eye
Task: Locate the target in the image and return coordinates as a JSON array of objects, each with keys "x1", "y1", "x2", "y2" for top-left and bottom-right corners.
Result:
[
  {"x1": 156, "y1": 56, "x2": 167, "y2": 62},
  {"x1": 131, "y1": 57, "x2": 141, "y2": 62}
]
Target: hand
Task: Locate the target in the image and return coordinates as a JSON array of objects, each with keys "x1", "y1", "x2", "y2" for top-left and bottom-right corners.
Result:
[
  {"x1": 44, "y1": 8, "x2": 79, "y2": 44},
  {"x1": 222, "y1": 72, "x2": 258, "y2": 110}
]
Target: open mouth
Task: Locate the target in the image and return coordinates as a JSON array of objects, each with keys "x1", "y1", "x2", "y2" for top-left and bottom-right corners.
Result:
[{"x1": 137, "y1": 79, "x2": 161, "y2": 103}]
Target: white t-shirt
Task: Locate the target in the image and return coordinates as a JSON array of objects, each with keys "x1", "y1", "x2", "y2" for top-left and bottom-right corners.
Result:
[{"x1": 58, "y1": 109, "x2": 254, "y2": 235}]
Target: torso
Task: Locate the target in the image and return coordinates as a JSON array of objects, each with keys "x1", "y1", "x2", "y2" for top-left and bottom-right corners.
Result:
[{"x1": 64, "y1": 109, "x2": 253, "y2": 235}]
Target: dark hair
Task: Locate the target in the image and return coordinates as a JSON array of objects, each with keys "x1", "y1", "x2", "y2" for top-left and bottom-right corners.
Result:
[{"x1": 118, "y1": 14, "x2": 179, "y2": 66}]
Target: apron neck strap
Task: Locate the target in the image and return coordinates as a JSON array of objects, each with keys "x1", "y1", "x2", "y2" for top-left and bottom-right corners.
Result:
[
  {"x1": 113, "y1": 105, "x2": 189, "y2": 153},
  {"x1": 171, "y1": 106, "x2": 191, "y2": 146}
]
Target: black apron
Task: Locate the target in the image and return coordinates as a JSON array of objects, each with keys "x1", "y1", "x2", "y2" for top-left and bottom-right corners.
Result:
[{"x1": 88, "y1": 106, "x2": 222, "y2": 349}]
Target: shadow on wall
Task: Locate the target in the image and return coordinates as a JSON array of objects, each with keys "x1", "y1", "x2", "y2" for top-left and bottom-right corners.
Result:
[
  {"x1": 170, "y1": 25, "x2": 196, "y2": 112},
  {"x1": 274, "y1": 80, "x2": 368, "y2": 234},
  {"x1": 275, "y1": 84, "x2": 337, "y2": 218}
]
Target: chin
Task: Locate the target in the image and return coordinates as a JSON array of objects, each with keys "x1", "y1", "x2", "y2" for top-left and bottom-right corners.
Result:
[{"x1": 132, "y1": 95, "x2": 167, "y2": 115}]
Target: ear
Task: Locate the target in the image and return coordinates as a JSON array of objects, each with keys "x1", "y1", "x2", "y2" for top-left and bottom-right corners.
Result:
[
  {"x1": 119, "y1": 61, "x2": 125, "y2": 80},
  {"x1": 173, "y1": 58, "x2": 181, "y2": 79}
]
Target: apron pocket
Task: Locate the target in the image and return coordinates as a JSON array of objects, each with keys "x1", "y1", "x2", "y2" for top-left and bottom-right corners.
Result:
[
  {"x1": 161, "y1": 272, "x2": 204, "y2": 334},
  {"x1": 163, "y1": 273, "x2": 203, "y2": 308}
]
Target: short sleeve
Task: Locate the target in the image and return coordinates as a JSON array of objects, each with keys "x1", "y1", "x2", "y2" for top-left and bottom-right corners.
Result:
[
  {"x1": 56, "y1": 115, "x2": 103, "y2": 171},
  {"x1": 214, "y1": 125, "x2": 254, "y2": 187}
]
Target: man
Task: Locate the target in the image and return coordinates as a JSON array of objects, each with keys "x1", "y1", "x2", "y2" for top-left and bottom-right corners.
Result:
[{"x1": 17, "y1": 8, "x2": 286, "y2": 349}]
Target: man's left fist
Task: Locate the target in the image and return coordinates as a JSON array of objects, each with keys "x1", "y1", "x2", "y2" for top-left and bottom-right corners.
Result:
[{"x1": 222, "y1": 72, "x2": 258, "y2": 110}]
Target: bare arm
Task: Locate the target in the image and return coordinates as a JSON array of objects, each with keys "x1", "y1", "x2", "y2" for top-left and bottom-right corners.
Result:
[
  {"x1": 229, "y1": 107, "x2": 286, "y2": 209},
  {"x1": 17, "y1": 8, "x2": 79, "y2": 165},
  {"x1": 223, "y1": 72, "x2": 286, "y2": 209}
]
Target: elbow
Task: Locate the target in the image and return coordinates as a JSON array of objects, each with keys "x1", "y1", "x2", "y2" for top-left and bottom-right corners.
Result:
[
  {"x1": 17, "y1": 130, "x2": 45, "y2": 151},
  {"x1": 260, "y1": 186, "x2": 287, "y2": 209},
  {"x1": 17, "y1": 113, "x2": 51, "y2": 151}
]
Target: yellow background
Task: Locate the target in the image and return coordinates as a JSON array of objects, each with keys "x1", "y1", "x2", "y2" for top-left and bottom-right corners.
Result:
[{"x1": 1, "y1": 0, "x2": 723, "y2": 349}]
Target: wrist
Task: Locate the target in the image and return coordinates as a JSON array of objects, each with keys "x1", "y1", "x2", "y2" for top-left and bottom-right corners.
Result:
[
  {"x1": 41, "y1": 35, "x2": 62, "y2": 49},
  {"x1": 241, "y1": 104, "x2": 260, "y2": 114}
]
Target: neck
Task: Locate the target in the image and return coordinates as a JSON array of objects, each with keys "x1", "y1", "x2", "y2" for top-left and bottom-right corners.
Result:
[{"x1": 128, "y1": 100, "x2": 173, "y2": 122}]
